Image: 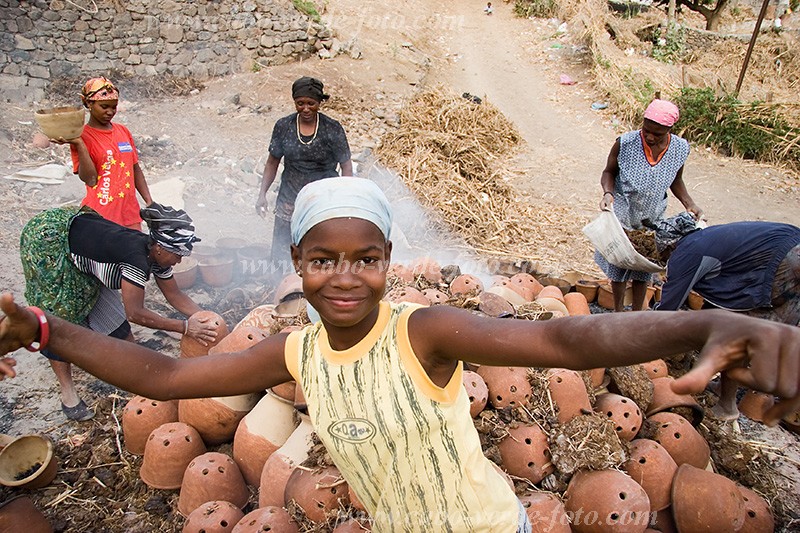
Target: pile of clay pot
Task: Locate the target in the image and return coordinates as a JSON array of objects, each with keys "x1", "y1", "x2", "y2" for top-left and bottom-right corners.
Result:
[{"x1": 118, "y1": 258, "x2": 776, "y2": 533}]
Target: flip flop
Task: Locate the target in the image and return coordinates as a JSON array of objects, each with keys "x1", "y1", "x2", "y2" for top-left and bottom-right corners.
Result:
[{"x1": 61, "y1": 400, "x2": 94, "y2": 421}]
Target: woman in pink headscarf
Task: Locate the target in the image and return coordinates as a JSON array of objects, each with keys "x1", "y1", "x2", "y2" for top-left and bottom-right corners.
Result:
[
  {"x1": 52, "y1": 77, "x2": 153, "y2": 230},
  {"x1": 596, "y1": 98, "x2": 704, "y2": 312}
]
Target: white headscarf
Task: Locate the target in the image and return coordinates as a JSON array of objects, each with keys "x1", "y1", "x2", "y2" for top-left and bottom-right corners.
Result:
[{"x1": 290, "y1": 177, "x2": 393, "y2": 245}]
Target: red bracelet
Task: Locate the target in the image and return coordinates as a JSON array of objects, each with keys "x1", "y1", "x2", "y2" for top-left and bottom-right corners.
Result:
[{"x1": 25, "y1": 306, "x2": 49, "y2": 352}]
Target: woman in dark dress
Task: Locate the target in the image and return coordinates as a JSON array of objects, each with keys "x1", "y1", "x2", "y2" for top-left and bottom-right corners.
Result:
[{"x1": 255, "y1": 76, "x2": 353, "y2": 278}]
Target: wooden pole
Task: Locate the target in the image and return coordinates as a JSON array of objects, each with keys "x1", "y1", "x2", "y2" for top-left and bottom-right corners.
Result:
[{"x1": 735, "y1": 0, "x2": 771, "y2": 96}]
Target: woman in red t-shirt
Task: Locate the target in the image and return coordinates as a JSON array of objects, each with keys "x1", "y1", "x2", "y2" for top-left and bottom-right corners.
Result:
[{"x1": 55, "y1": 77, "x2": 153, "y2": 230}]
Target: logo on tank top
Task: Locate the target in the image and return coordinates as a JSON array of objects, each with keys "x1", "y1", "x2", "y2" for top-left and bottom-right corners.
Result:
[
  {"x1": 117, "y1": 142, "x2": 133, "y2": 152},
  {"x1": 328, "y1": 418, "x2": 375, "y2": 443}
]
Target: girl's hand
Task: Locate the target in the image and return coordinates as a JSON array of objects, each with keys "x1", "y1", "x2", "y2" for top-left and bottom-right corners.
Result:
[
  {"x1": 672, "y1": 317, "x2": 800, "y2": 426},
  {"x1": 0, "y1": 357, "x2": 17, "y2": 380},
  {"x1": 185, "y1": 314, "x2": 219, "y2": 346},
  {"x1": 0, "y1": 294, "x2": 41, "y2": 356}
]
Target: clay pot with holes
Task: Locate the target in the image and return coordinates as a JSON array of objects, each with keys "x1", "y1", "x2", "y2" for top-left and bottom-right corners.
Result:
[
  {"x1": 284, "y1": 465, "x2": 350, "y2": 523},
  {"x1": 497, "y1": 424, "x2": 554, "y2": 484},
  {"x1": 332, "y1": 518, "x2": 371, "y2": 532},
  {"x1": 410, "y1": 256, "x2": 442, "y2": 283},
  {"x1": 178, "y1": 452, "x2": 249, "y2": 517},
  {"x1": 594, "y1": 393, "x2": 643, "y2": 442},
  {"x1": 536, "y1": 285, "x2": 565, "y2": 303},
  {"x1": 476, "y1": 366, "x2": 532, "y2": 409},
  {"x1": 450, "y1": 274, "x2": 484, "y2": 295},
  {"x1": 0, "y1": 496, "x2": 52, "y2": 533},
  {"x1": 232, "y1": 506, "x2": 299, "y2": 533},
  {"x1": 208, "y1": 326, "x2": 268, "y2": 355},
  {"x1": 383, "y1": 286, "x2": 430, "y2": 306},
  {"x1": 387, "y1": 263, "x2": 414, "y2": 283},
  {"x1": 510, "y1": 273, "x2": 544, "y2": 299},
  {"x1": 589, "y1": 368, "x2": 607, "y2": 391},
  {"x1": 235, "y1": 304, "x2": 276, "y2": 332},
  {"x1": 183, "y1": 500, "x2": 244, "y2": 533},
  {"x1": 737, "y1": 484, "x2": 774, "y2": 533},
  {"x1": 646, "y1": 377, "x2": 703, "y2": 426},
  {"x1": 462, "y1": 370, "x2": 489, "y2": 417},
  {"x1": 563, "y1": 292, "x2": 590, "y2": 316},
  {"x1": 122, "y1": 396, "x2": 178, "y2": 455},
  {"x1": 181, "y1": 310, "x2": 229, "y2": 358},
  {"x1": 348, "y1": 484, "x2": 367, "y2": 513},
  {"x1": 273, "y1": 273, "x2": 304, "y2": 305},
  {"x1": 140, "y1": 422, "x2": 207, "y2": 489},
  {"x1": 650, "y1": 507, "x2": 677, "y2": 533},
  {"x1": 259, "y1": 414, "x2": 315, "y2": 508},
  {"x1": 422, "y1": 288, "x2": 449, "y2": 305},
  {"x1": 546, "y1": 368, "x2": 592, "y2": 424},
  {"x1": 563, "y1": 469, "x2": 651, "y2": 533},
  {"x1": 647, "y1": 412, "x2": 710, "y2": 469},
  {"x1": 518, "y1": 492, "x2": 571, "y2": 533},
  {"x1": 737, "y1": 390, "x2": 775, "y2": 423},
  {"x1": 640, "y1": 359, "x2": 668, "y2": 381},
  {"x1": 178, "y1": 391, "x2": 262, "y2": 446},
  {"x1": 622, "y1": 439, "x2": 678, "y2": 511},
  {"x1": 233, "y1": 391, "x2": 298, "y2": 486},
  {"x1": 671, "y1": 464, "x2": 746, "y2": 532}
]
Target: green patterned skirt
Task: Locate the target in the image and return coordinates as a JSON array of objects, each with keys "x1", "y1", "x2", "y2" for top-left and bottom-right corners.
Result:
[{"x1": 20, "y1": 206, "x2": 100, "y2": 324}]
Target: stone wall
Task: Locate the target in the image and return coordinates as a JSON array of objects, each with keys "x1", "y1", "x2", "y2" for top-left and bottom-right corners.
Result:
[{"x1": 0, "y1": 0, "x2": 331, "y2": 102}]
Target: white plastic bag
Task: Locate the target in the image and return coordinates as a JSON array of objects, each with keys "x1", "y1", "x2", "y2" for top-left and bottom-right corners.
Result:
[{"x1": 582, "y1": 210, "x2": 664, "y2": 273}]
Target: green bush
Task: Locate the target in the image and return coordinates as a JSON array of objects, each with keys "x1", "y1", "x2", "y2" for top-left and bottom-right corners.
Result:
[
  {"x1": 513, "y1": 0, "x2": 557, "y2": 18},
  {"x1": 674, "y1": 87, "x2": 799, "y2": 166},
  {"x1": 652, "y1": 23, "x2": 686, "y2": 64},
  {"x1": 292, "y1": 0, "x2": 321, "y2": 23}
]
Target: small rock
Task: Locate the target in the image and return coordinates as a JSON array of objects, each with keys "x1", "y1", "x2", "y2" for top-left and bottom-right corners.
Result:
[{"x1": 32, "y1": 132, "x2": 51, "y2": 149}]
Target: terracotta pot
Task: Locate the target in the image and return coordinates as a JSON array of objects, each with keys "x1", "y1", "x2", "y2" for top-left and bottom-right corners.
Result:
[
  {"x1": 671, "y1": 464, "x2": 745, "y2": 532},
  {"x1": 191, "y1": 244, "x2": 221, "y2": 264},
  {"x1": 462, "y1": 370, "x2": 489, "y2": 417},
  {"x1": 332, "y1": 518, "x2": 371, "y2": 532},
  {"x1": 178, "y1": 392, "x2": 261, "y2": 446},
  {"x1": 208, "y1": 326, "x2": 268, "y2": 355},
  {"x1": 485, "y1": 284, "x2": 528, "y2": 306},
  {"x1": 422, "y1": 288, "x2": 449, "y2": 305},
  {"x1": 293, "y1": 382, "x2": 306, "y2": 413},
  {"x1": 122, "y1": 396, "x2": 179, "y2": 455},
  {"x1": 510, "y1": 273, "x2": 544, "y2": 298},
  {"x1": 563, "y1": 469, "x2": 651, "y2": 533},
  {"x1": 258, "y1": 414, "x2": 315, "y2": 508},
  {"x1": 215, "y1": 236, "x2": 248, "y2": 259},
  {"x1": 34, "y1": 106, "x2": 85, "y2": 139},
  {"x1": 589, "y1": 368, "x2": 607, "y2": 390},
  {"x1": 410, "y1": 256, "x2": 442, "y2": 283},
  {"x1": 450, "y1": 274, "x2": 484, "y2": 295},
  {"x1": 273, "y1": 274, "x2": 304, "y2": 305},
  {"x1": 232, "y1": 506, "x2": 299, "y2": 533},
  {"x1": 622, "y1": 439, "x2": 678, "y2": 511},
  {"x1": 0, "y1": 495, "x2": 53, "y2": 533},
  {"x1": 172, "y1": 257, "x2": 198, "y2": 290},
  {"x1": 477, "y1": 291, "x2": 516, "y2": 317},
  {"x1": 497, "y1": 424, "x2": 554, "y2": 484},
  {"x1": 546, "y1": 368, "x2": 591, "y2": 424},
  {"x1": 476, "y1": 366, "x2": 532, "y2": 409},
  {"x1": 737, "y1": 390, "x2": 775, "y2": 423},
  {"x1": 535, "y1": 297, "x2": 569, "y2": 316},
  {"x1": 348, "y1": 484, "x2": 367, "y2": 513},
  {"x1": 387, "y1": 263, "x2": 414, "y2": 283},
  {"x1": 140, "y1": 422, "x2": 207, "y2": 489},
  {"x1": 284, "y1": 465, "x2": 350, "y2": 523},
  {"x1": 597, "y1": 283, "x2": 617, "y2": 310},
  {"x1": 646, "y1": 377, "x2": 703, "y2": 426},
  {"x1": 233, "y1": 392, "x2": 298, "y2": 486},
  {"x1": 383, "y1": 286, "x2": 430, "y2": 306},
  {"x1": 233, "y1": 305, "x2": 275, "y2": 332},
  {"x1": 648, "y1": 412, "x2": 710, "y2": 469},
  {"x1": 503, "y1": 281, "x2": 535, "y2": 302},
  {"x1": 575, "y1": 280, "x2": 600, "y2": 303},
  {"x1": 781, "y1": 408, "x2": 800, "y2": 434},
  {"x1": 271, "y1": 381, "x2": 297, "y2": 402},
  {"x1": 594, "y1": 393, "x2": 643, "y2": 442},
  {"x1": 651, "y1": 507, "x2": 677, "y2": 533},
  {"x1": 181, "y1": 310, "x2": 229, "y2": 358},
  {"x1": 199, "y1": 256, "x2": 235, "y2": 287},
  {"x1": 237, "y1": 244, "x2": 270, "y2": 280},
  {"x1": 538, "y1": 277, "x2": 571, "y2": 296},
  {"x1": 178, "y1": 452, "x2": 249, "y2": 517},
  {"x1": 737, "y1": 484, "x2": 774, "y2": 533},
  {"x1": 687, "y1": 290, "x2": 704, "y2": 310},
  {"x1": 537, "y1": 285, "x2": 565, "y2": 302},
  {"x1": 640, "y1": 359, "x2": 668, "y2": 381},
  {"x1": 0, "y1": 435, "x2": 57, "y2": 489},
  {"x1": 518, "y1": 492, "x2": 571, "y2": 533},
  {"x1": 563, "y1": 292, "x2": 590, "y2": 316},
  {"x1": 183, "y1": 500, "x2": 245, "y2": 533}
]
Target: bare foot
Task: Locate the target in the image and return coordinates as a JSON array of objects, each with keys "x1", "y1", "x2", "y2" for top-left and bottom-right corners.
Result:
[{"x1": 711, "y1": 403, "x2": 740, "y2": 422}]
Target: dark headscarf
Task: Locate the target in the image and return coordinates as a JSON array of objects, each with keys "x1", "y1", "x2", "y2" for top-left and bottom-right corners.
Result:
[
  {"x1": 642, "y1": 212, "x2": 702, "y2": 263},
  {"x1": 140, "y1": 203, "x2": 200, "y2": 256},
  {"x1": 292, "y1": 76, "x2": 329, "y2": 102}
]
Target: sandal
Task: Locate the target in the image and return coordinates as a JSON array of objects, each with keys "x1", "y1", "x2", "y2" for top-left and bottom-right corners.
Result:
[{"x1": 61, "y1": 400, "x2": 94, "y2": 421}]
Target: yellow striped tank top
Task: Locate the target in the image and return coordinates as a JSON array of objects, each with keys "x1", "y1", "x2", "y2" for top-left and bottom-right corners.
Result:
[{"x1": 285, "y1": 301, "x2": 519, "y2": 532}]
